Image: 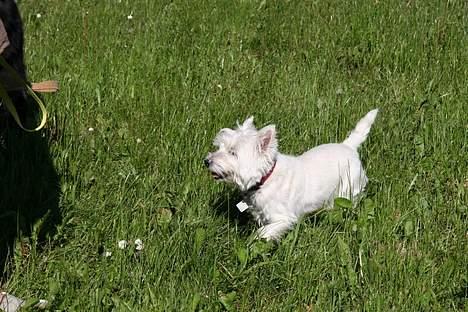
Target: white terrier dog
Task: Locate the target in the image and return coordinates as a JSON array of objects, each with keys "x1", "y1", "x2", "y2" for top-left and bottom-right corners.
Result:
[{"x1": 205, "y1": 109, "x2": 378, "y2": 241}]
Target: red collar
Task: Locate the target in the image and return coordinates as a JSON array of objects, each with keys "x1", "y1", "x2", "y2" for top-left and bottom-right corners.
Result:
[
  {"x1": 259, "y1": 161, "x2": 276, "y2": 186},
  {"x1": 245, "y1": 161, "x2": 277, "y2": 193}
]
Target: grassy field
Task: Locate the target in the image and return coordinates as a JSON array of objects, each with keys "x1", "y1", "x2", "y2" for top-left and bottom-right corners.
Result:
[{"x1": 1, "y1": 0, "x2": 467, "y2": 310}]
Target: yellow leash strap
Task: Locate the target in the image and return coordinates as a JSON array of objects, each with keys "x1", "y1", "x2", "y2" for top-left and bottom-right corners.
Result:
[{"x1": 0, "y1": 55, "x2": 48, "y2": 132}]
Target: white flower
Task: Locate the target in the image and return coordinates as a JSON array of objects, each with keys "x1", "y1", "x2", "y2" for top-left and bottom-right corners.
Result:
[
  {"x1": 88, "y1": 127, "x2": 94, "y2": 132},
  {"x1": 136, "y1": 138, "x2": 142, "y2": 144},
  {"x1": 118, "y1": 240, "x2": 128, "y2": 249},
  {"x1": 36, "y1": 299, "x2": 48, "y2": 309},
  {"x1": 127, "y1": 15, "x2": 133, "y2": 20},
  {"x1": 135, "y1": 238, "x2": 144, "y2": 251},
  {"x1": 36, "y1": 13, "x2": 42, "y2": 18},
  {"x1": 105, "y1": 251, "x2": 112, "y2": 257}
]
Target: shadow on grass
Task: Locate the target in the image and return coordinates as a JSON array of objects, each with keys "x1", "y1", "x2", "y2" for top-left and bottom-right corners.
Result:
[
  {"x1": 0, "y1": 118, "x2": 60, "y2": 279},
  {"x1": 210, "y1": 188, "x2": 252, "y2": 234}
]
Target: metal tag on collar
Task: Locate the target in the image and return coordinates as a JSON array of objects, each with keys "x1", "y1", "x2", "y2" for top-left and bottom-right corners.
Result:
[{"x1": 236, "y1": 201, "x2": 250, "y2": 212}]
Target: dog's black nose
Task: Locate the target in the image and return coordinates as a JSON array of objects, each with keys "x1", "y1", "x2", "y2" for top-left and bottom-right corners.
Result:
[{"x1": 203, "y1": 158, "x2": 211, "y2": 168}]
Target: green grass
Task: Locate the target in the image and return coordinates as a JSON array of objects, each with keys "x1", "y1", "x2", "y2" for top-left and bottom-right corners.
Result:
[{"x1": 1, "y1": 0, "x2": 467, "y2": 310}]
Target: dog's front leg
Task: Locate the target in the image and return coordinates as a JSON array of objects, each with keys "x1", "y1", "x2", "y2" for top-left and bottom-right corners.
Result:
[{"x1": 257, "y1": 220, "x2": 292, "y2": 241}]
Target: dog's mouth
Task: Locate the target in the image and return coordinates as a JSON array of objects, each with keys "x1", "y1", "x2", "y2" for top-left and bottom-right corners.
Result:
[{"x1": 211, "y1": 171, "x2": 224, "y2": 180}]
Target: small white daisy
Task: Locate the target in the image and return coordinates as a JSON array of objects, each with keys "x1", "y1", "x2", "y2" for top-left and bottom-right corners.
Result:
[
  {"x1": 127, "y1": 15, "x2": 133, "y2": 20},
  {"x1": 136, "y1": 138, "x2": 142, "y2": 144},
  {"x1": 36, "y1": 13, "x2": 42, "y2": 18},
  {"x1": 104, "y1": 251, "x2": 112, "y2": 257},
  {"x1": 135, "y1": 238, "x2": 144, "y2": 251},
  {"x1": 118, "y1": 240, "x2": 128, "y2": 249},
  {"x1": 88, "y1": 127, "x2": 94, "y2": 132}
]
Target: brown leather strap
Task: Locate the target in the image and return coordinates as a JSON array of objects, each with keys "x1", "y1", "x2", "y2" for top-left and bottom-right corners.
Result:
[{"x1": 31, "y1": 80, "x2": 59, "y2": 93}]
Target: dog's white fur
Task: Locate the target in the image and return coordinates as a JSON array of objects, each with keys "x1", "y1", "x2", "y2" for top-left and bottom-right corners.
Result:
[{"x1": 205, "y1": 109, "x2": 378, "y2": 241}]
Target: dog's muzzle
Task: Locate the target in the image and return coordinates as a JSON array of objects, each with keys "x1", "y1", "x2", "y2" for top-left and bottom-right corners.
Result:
[{"x1": 204, "y1": 158, "x2": 224, "y2": 180}]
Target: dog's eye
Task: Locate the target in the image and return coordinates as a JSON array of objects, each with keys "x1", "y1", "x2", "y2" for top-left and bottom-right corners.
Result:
[{"x1": 229, "y1": 150, "x2": 237, "y2": 157}]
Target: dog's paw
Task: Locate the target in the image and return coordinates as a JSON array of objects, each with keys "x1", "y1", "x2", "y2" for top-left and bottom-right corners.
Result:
[
  {"x1": 256, "y1": 222, "x2": 290, "y2": 241},
  {"x1": 256, "y1": 226, "x2": 275, "y2": 241}
]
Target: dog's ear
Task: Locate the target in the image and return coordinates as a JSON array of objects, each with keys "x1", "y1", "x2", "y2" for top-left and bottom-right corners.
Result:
[
  {"x1": 239, "y1": 116, "x2": 255, "y2": 130},
  {"x1": 258, "y1": 125, "x2": 277, "y2": 153},
  {"x1": 214, "y1": 128, "x2": 234, "y2": 146}
]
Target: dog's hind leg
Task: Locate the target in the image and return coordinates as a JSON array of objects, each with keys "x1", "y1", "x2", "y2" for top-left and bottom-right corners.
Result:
[{"x1": 336, "y1": 161, "x2": 368, "y2": 201}]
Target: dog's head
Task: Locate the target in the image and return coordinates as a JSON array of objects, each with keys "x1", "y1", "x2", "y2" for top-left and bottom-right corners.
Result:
[{"x1": 204, "y1": 117, "x2": 278, "y2": 192}]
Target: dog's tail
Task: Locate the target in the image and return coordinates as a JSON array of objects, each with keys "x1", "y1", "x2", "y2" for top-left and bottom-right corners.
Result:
[{"x1": 343, "y1": 109, "x2": 379, "y2": 150}]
